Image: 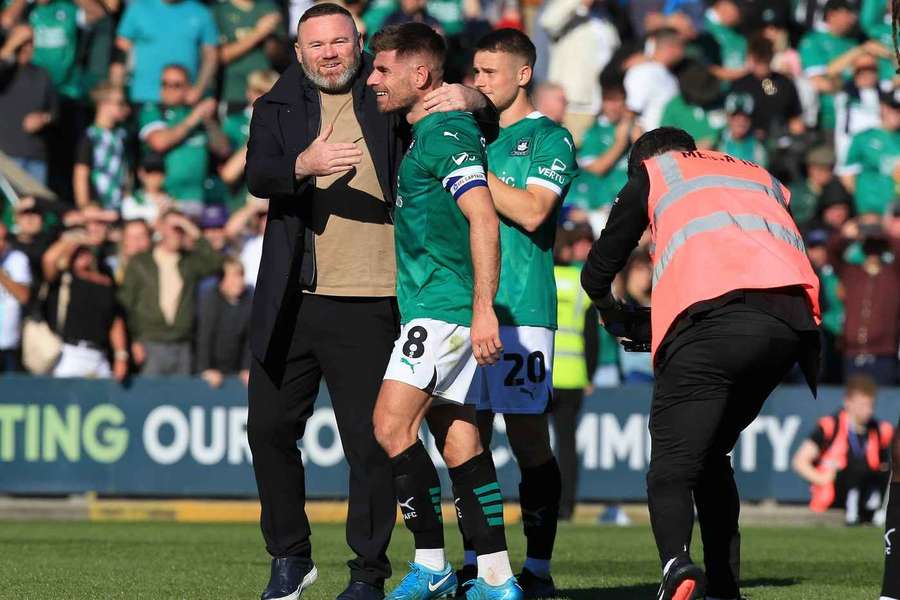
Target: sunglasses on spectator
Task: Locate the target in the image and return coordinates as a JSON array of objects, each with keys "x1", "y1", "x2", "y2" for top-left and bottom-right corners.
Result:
[
  {"x1": 161, "y1": 80, "x2": 187, "y2": 89},
  {"x1": 855, "y1": 65, "x2": 878, "y2": 74}
]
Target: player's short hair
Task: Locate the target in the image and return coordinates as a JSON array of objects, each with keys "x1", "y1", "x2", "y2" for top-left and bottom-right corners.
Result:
[
  {"x1": 747, "y1": 34, "x2": 774, "y2": 63},
  {"x1": 370, "y1": 23, "x2": 446, "y2": 70},
  {"x1": 90, "y1": 80, "x2": 124, "y2": 105},
  {"x1": 475, "y1": 28, "x2": 536, "y2": 68},
  {"x1": 627, "y1": 127, "x2": 697, "y2": 177},
  {"x1": 846, "y1": 374, "x2": 878, "y2": 399}
]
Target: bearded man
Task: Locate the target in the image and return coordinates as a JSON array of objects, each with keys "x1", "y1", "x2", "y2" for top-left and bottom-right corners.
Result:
[{"x1": 244, "y1": 4, "x2": 497, "y2": 600}]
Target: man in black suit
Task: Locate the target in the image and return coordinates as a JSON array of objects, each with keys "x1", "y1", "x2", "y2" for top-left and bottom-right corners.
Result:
[{"x1": 245, "y1": 4, "x2": 496, "y2": 600}]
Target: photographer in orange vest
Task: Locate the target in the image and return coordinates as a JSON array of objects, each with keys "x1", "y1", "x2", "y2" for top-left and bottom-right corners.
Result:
[
  {"x1": 581, "y1": 127, "x2": 821, "y2": 600},
  {"x1": 792, "y1": 375, "x2": 892, "y2": 524}
]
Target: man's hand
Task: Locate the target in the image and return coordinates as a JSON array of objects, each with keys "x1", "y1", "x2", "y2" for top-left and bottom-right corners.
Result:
[
  {"x1": 131, "y1": 341, "x2": 146, "y2": 366},
  {"x1": 471, "y1": 305, "x2": 502, "y2": 366},
  {"x1": 240, "y1": 369, "x2": 250, "y2": 386},
  {"x1": 190, "y1": 97, "x2": 218, "y2": 124},
  {"x1": 255, "y1": 11, "x2": 281, "y2": 36},
  {"x1": 295, "y1": 123, "x2": 362, "y2": 178},
  {"x1": 113, "y1": 357, "x2": 129, "y2": 382},
  {"x1": 423, "y1": 83, "x2": 486, "y2": 113},
  {"x1": 813, "y1": 467, "x2": 837, "y2": 487},
  {"x1": 202, "y1": 369, "x2": 224, "y2": 389},
  {"x1": 22, "y1": 112, "x2": 50, "y2": 133},
  {"x1": 1, "y1": 24, "x2": 32, "y2": 58}
]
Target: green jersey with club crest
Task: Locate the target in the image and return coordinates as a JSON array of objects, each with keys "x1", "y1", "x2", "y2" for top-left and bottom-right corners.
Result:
[
  {"x1": 488, "y1": 111, "x2": 575, "y2": 329},
  {"x1": 394, "y1": 111, "x2": 488, "y2": 326}
]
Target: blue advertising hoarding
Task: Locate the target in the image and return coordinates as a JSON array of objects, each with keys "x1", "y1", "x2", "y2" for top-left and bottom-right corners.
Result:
[{"x1": 0, "y1": 376, "x2": 898, "y2": 502}]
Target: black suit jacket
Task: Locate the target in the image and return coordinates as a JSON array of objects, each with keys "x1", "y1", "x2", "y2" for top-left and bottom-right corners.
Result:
[
  {"x1": 245, "y1": 56, "x2": 498, "y2": 373},
  {"x1": 245, "y1": 56, "x2": 403, "y2": 371}
]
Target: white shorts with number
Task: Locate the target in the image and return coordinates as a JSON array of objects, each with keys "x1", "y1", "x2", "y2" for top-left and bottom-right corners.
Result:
[
  {"x1": 383, "y1": 318, "x2": 478, "y2": 405},
  {"x1": 467, "y1": 326, "x2": 554, "y2": 414}
]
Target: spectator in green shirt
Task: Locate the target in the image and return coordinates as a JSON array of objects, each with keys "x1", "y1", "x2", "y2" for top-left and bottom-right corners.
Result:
[
  {"x1": 703, "y1": 0, "x2": 747, "y2": 80},
  {"x1": 219, "y1": 69, "x2": 277, "y2": 211},
  {"x1": 839, "y1": 88, "x2": 900, "y2": 215},
  {"x1": 213, "y1": 0, "x2": 283, "y2": 111},
  {"x1": 660, "y1": 63, "x2": 725, "y2": 149},
  {"x1": 718, "y1": 92, "x2": 767, "y2": 166},
  {"x1": 790, "y1": 145, "x2": 853, "y2": 230},
  {"x1": 805, "y1": 228, "x2": 846, "y2": 383},
  {"x1": 577, "y1": 83, "x2": 640, "y2": 211},
  {"x1": 138, "y1": 64, "x2": 231, "y2": 216},
  {"x1": 798, "y1": 0, "x2": 888, "y2": 131}
]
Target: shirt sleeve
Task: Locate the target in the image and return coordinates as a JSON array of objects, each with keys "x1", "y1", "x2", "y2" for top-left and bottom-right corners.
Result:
[
  {"x1": 837, "y1": 133, "x2": 864, "y2": 176},
  {"x1": 580, "y1": 167, "x2": 650, "y2": 303},
  {"x1": 526, "y1": 127, "x2": 576, "y2": 197},
  {"x1": 138, "y1": 104, "x2": 165, "y2": 140},
  {"x1": 117, "y1": 3, "x2": 139, "y2": 41},
  {"x1": 799, "y1": 35, "x2": 827, "y2": 77},
  {"x1": 75, "y1": 133, "x2": 93, "y2": 167},
  {"x1": 6, "y1": 251, "x2": 32, "y2": 286},
  {"x1": 424, "y1": 120, "x2": 488, "y2": 202},
  {"x1": 808, "y1": 423, "x2": 826, "y2": 450},
  {"x1": 199, "y1": 5, "x2": 220, "y2": 47}
]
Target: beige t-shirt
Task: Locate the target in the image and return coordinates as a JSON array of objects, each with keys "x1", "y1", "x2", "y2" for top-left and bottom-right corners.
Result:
[
  {"x1": 153, "y1": 247, "x2": 183, "y2": 325},
  {"x1": 308, "y1": 91, "x2": 396, "y2": 297}
]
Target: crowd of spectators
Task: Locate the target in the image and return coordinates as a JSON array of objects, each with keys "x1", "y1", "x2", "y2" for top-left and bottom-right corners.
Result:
[{"x1": 0, "y1": 0, "x2": 898, "y2": 386}]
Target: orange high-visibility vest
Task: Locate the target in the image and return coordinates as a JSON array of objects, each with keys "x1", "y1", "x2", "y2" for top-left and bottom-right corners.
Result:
[
  {"x1": 644, "y1": 150, "x2": 821, "y2": 359},
  {"x1": 809, "y1": 410, "x2": 893, "y2": 512}
]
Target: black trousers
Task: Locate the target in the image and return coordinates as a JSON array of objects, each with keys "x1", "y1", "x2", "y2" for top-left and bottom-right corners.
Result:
[
  {"x1": 551, "y1": 388, "x2": 584, "y2": 520},
  {"x1": 647, "y1": 304, "x2": 806, "y2": 597},
  {"x1": 248, "y1": 294, "x2": 399, "y2": 586}
]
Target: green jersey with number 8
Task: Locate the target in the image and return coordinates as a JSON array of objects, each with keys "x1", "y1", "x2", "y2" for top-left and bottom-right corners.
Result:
[
  {"x1": 394, "y1": 111, "x2": 489, "y2": 327},
  {"x1": 488, "y1": 111, "x2": 575, "y2": 329}
]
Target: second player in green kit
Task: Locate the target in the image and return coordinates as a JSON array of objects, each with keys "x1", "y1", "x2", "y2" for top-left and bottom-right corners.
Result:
[{"x1": 458, "y1": 29, "x2": 576, "y2": 599}]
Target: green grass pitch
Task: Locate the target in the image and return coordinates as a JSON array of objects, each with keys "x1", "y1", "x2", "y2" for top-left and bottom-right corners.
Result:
[{"x1": 0, "y1": 520, "x2": 886, "y2": 598}]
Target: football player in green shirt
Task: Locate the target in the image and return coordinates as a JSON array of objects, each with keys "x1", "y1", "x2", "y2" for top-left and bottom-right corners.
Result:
[
  {"x1": 839, "y1": 88, "x2": 900, "y2": 215},
  {"x1": 456, "y1": 28, "x2": 576, "y2": 599},
  {"x1": 367, "y1": 23, "x2": 523, "y2": 600}
]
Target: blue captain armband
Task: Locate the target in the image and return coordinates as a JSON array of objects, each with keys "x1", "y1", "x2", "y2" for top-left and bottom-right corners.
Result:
[{"x1": 442, "y1": 165, "x2": 488, "y2": 201}]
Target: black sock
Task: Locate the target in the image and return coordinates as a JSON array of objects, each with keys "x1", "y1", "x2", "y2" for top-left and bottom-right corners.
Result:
[
  {"x1": 882, "y1": 483, "x2": 900, "y2": 598},
  {"x1": 519, "y1": 458, "x2": 561, "y2": 561},
  {"x1": 391, "y1": 440, "x2": 444, "y2": 550},
  {"x1": 449, "y1": 451, "x2": 508, "y2": 556}
]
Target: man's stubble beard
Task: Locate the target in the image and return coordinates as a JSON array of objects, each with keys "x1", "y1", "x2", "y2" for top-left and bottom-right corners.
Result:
[{"x1": 301, "y1": 51, "x2": 362, "y2": 93}]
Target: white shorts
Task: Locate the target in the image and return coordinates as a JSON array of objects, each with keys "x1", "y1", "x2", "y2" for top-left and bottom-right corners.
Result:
[
  {"x1": 383, "y1": 318, "x2": 478, "y2": 405},
  {"x1": 467, "y1": 326, "x2": 554, "y2": 414}
]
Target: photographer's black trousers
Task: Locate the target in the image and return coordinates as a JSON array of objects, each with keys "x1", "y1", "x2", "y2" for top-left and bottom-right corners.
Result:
[
  {"x1": 647, "y1": 303, "x2": 808, "y2": 597},
  {"x1": 248, "y1": 295, "x2": 399, "y2": 587}
]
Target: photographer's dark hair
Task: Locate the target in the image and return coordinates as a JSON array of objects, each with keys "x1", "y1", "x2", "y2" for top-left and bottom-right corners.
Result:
[
  {"x1": 475, "y1": 28, "x2": 537, "y2": 68},
  {"x1": 627, "y1": 127, "x2": 697, "y2": 177},
  {"x1": 370, "y1": 23, "x2": 446, "y2": 68}
]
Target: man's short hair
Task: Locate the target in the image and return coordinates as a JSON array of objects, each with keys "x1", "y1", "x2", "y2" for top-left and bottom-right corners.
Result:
[
  {"x1": 369, "y1": 23, "x2": 446, "y2": 69},
  {"x1": 651, "y1": 26, "x2": 682, "y2": 46},
  {"x1": 747, "y1": 34, "x2": 774, "y2": 63},
  {"x1": 846, "y1": 374, "x2": 878, "y2": 399},
  {"x1": 90, "y1": 80, "x2": 124, "y2": 105},
  {"x1": 627, "y1": 127, "x2": 697, "y2": 177},
  {"x1": 299, "y1": 2, "x2": 354, "y2": 25},
  {"x1": 161, "y1": 64, "x2": 190, "y2": 81},
  {"x1": 475, "y1": 28, "x2": 536, "y2": 68}
]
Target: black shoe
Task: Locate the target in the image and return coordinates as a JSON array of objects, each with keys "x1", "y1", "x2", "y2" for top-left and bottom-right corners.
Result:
[
  {"x1": 516, "y1": 568, "x2": 556, "y2": 599},
  {"x1": 336, "y1": 581, "x2": 385, "y2": 600},
  {"x1": 261, "y1": 557, "x2": 318, "y2": 600},
  {"x1": 454, "y1": 564, "x2": 478, "y2": 598},
  {"x1": 657, "y1": 556, "x2": 706, "y2": 600}
]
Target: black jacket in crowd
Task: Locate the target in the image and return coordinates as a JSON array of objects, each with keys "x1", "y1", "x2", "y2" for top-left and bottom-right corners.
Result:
[{"x1": 245, "y1": 55, "x2": 497, "y2": 373}]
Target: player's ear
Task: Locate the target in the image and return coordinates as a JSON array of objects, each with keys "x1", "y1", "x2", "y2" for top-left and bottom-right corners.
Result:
[
  {"x1": 414, "y1": 64, "x2": 430, "y2": 89},
  {"x1": 518, "y1": 64, "x2": 532, "y2": 87}
]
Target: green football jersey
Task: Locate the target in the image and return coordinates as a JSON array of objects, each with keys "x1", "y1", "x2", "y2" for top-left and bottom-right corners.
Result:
[
  {"x1": 138, "y1": 104, "x2": 209, "y2": 204},
  {"x1": 660, "y1": 95, "x2": 725, "y2": 147},
  {"x1": 222, "y1": 107, "x2": 251, "y2": 209},
  {"x1": 213, "y1": 0, "x2": 284, "y2": 104},
  {"x1": 704, "y1": 12, "x2": 746, "y2": 70},
  {"x1": 488, "y1": 111, "x2": 575, "y2": 329},
  {"x1": 843, "y1": 127, "x2": 900, "y2": 215},
  {"x1": 717, "y1": 131, "x2": 767, "y2": 168},
  {"x1": 395, "y1": 111, "x2": 488, "y2": 326},
  {"x1": 30, "y1": 0, "x2": 81, "y2": 98},
  {"x1": 799, "y1": 30, "x2": 856, "y2": 130},
  {"x1": 578, "y1": 116, "x2": 630, "y2": 206}
]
